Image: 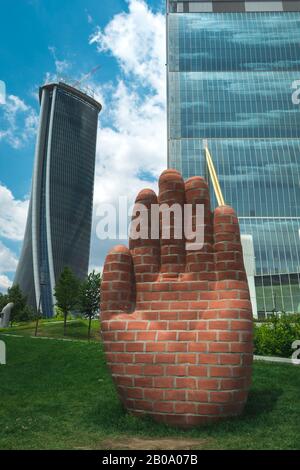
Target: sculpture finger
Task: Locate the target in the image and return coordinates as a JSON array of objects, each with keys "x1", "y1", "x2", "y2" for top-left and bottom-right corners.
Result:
[
  {"x1": 184, "y1": 176, "x2": 214, "y2": 279},
  {"x1": 129, "y1": 188, "x2": 160, "y2": 283},
  {"x1": 213, "y1": 205, "x2": 246, "y2": 283},
  {"x1": 158, "y1": 169, "x2": 186, "y2": 276},
  {"x1": 101, "y1": 245, "x2": 135, "y2": 315}
]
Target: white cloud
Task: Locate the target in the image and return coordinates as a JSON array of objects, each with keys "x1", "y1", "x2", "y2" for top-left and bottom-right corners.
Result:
[
  {"x1": 0, "y1": 274, "x2": 12, "y2": 292},
  {"x1": 0, "y1": 241, "x2": 18, "y2": 272},
  {"x1": 0, "y1": 185, "x2": 28, "y2": 291},
  {"x1": 89, "y1": 0, "x2": 166, "y2": 270},
  {"x1": 0, "y1": 241, "x2": 18, "y2": 292},
  {"x1": 0, "y1": 0, "x2": 167, "y2": 281},
  {"x1": 85, "y1": 9, "x2": 93, "y2": 24},
  {"x1": 24, "y1": 110, "x2": 39, "y2": 135},
  {"x1": 89, "y1": 0, "x2": 166, "y2": 101},
  {"x1": 5, "y1": 95, "x2": 29, "y2": 114},
  {"x1": 94, "y1": 81, "x2": 165, "y2": 205},
  {"x1": 40, "y1": 47, "x2": 73, "y2": 90},
  {"x1": 0, "y1": 185, "x2": 29, "y2": 241},
  {"x1": 0, "y1": 94, "x2": 38, "y2": 148},
  {"x1": 48, "y1": 46, "x2": 71, "y2": 75}
]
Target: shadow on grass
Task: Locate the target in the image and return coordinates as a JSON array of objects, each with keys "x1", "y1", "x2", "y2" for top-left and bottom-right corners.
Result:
[
  {"x1": 87, "y1": 386, "x2": 283, "y2": 439},
  {"x1": 244, "y1": 387, "x2": 283, "y2": 416},
  {"x1": 88, "y1": 398, "x2": 181, "y2": 437}
]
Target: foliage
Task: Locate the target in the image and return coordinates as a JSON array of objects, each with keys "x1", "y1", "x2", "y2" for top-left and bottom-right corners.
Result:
[
  {"x1": 0, "y1": 292, "x2": 9, "y2": 311},
  {"x1": 54, "y1": 306, "x2": 65, "y2": 320},
  {"x1": 254, "y1": 314, "x2": 300, "y2": 358},
  {"x1": 17, "y1": 304, "x2": 35, "y2": 323},
  {"x1": 54, "y1": 267, "x2": 80, "y2": 335},
  {"x1": 1, "y1": 286, "x2": 33, "y2": 325},
  {"x1": 6, "y1": 284, "x2": 28, "y2": 325},
  {"x1": 0, "y1": 318, "x2": 100, "y2": 341},
  {"x1": 78, "y1": 271, "x2": 101, "y2": 338},
  {"x1": 78, "y1": 271, "x2": 101, "y2": 318}
]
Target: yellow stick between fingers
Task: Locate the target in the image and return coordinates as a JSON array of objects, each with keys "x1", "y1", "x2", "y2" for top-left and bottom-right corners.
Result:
[{"x1": 203, "y1": 141, "x2": 225, "y2": 207}]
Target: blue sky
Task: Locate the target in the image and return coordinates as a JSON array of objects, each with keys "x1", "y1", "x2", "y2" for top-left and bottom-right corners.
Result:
[{"x1": 0, "y1": 0, "x2": 167, "y2": 291}]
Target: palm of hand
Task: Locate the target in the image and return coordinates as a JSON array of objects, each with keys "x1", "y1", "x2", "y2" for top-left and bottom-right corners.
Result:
[{"x1": 101, "y1": 170, "x2": 253, "y2": 427}]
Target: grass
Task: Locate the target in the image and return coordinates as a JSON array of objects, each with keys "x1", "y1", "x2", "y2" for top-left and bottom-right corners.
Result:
[
  {"x1": 0, "y1": 317, "x2": 289, "y2": 341},
  {"x1": 0, "y1": 318, "x2": 101, "y2": 341},
  {"x1": 0, "y1": 333, "x2": 300, "y2": 450}
]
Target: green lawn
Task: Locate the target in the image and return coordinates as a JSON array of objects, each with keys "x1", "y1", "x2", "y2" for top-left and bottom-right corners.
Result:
[
  {"x1": 0, "y1": 334, "x2": 299, "y2": 450},
  {"x1": 0, "y1": 318, "x2": 101, "y2": 341}
]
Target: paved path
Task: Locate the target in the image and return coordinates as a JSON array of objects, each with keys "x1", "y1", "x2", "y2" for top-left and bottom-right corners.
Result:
[
  {"x1": 0, "y1": 332, "x2": 89, "y2": 343},
  {"x1": 254, "y1": 354, "x2": 299, "y2": 365}
]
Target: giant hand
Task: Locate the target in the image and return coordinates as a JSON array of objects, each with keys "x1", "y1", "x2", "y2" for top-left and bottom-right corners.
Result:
[{"x1": 101, "y1": 169, "x2": 253, "y2": 428}]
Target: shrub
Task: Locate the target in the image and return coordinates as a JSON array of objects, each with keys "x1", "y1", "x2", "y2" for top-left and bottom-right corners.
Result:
[
  {"x1": 17, "y1": 305, "x2": 35, "y2": 323},
  {"x1": 54, "y1": 306, "x2": 64, "y2": 320},
  {"x1": 254, "y1": 314, "x2": 300, "y2": 358},
  {"x1": 0, "y1": 293, "x2": 9, "y2": 311}
]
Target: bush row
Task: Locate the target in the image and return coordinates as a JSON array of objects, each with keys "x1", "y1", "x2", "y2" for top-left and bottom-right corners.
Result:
[{"x1": 254, "y1": 314, "x2": 300, "y2": 358}]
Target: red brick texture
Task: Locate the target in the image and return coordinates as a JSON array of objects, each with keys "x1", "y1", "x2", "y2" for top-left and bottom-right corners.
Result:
[{"x1": 101, "y1": 169, "x2": 253, "y2": 428}]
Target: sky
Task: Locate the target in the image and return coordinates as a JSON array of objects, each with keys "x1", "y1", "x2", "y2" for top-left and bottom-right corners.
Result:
[{"x1": 0, "y1": 0, "x2": 167, "y2": 292}]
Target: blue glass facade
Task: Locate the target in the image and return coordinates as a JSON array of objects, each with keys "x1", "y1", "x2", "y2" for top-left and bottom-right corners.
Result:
[{"x1": 167, "y1": 3, "x2": 300, "y2": 313}]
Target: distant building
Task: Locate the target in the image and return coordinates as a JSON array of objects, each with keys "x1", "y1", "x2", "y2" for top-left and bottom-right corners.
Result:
[
  {"x1": 14, "y1": 82, "x2": 101, "y2": 317},
  {"x1": 167, "y1": 0, "x2": 300, "y2": 314}
]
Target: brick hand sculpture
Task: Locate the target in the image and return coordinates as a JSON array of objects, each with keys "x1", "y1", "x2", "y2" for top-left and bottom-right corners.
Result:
[{"x1": 101, "y1": 169, "x2": 253, "y2": 428}]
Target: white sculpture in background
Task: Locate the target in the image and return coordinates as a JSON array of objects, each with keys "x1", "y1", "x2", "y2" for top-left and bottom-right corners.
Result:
[
  {"x1": 0, "y1": 303, "x2": 14, "y2": 328},
  {"x1": 241, "y1": 235, "x2": 258, "y2": 319}
]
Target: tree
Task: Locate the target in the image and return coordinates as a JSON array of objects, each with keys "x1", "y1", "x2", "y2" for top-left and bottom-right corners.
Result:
[
  {"x1": 18, "y1": 304, "x2": 35, "y2": 322},
  {"x1": 78, "y1": 271, "x2": 101, "y2": 339},
  {"x1": 7, "y1": 284, "x2": 28, "y2": 326},
  {"x1": 54, "y1": 267, "x2": 80, "y2": 336}
]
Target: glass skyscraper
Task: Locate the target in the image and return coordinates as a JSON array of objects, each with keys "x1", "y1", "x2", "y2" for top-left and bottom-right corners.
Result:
[
  {"x1": 167, "y1": 0, "x2": 300, "y2": 314},
  {"x1": 14, "y1": 82, "x2": 101, "y2": 317}
]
